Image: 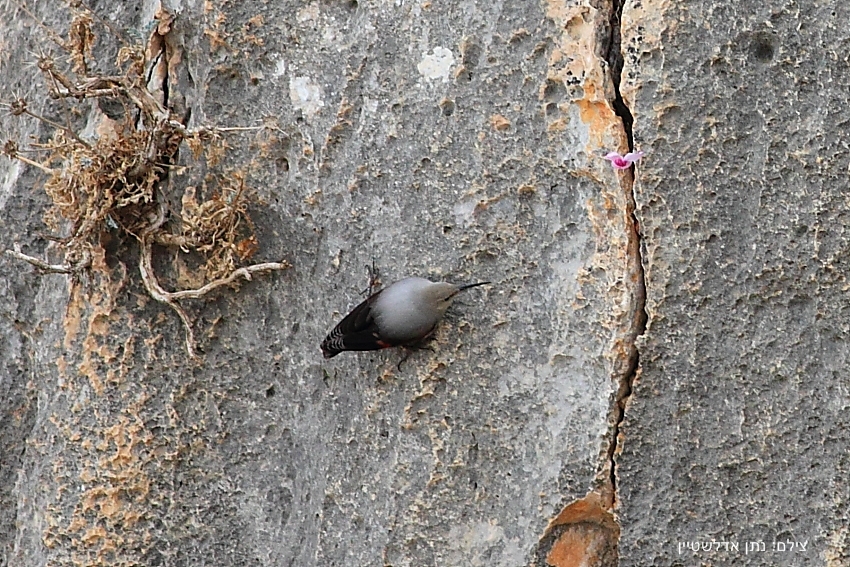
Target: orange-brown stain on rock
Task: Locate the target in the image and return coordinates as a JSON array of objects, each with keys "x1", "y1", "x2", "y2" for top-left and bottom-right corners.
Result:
[
  {"x1": 538, "y1": 492, "x2": 619, "y2": 567},
  {"x1": 575, "y1": 96, "x2": 620, "y2": 150},
  {"x1": 544, "y1": 0, "x2": 628, "y2": 156},
  {"x1": 547, "y1": 526, "x2": 610, "y2": 567},
  {"x1": 46, "y1": 245, "x2": 158, "y2": 563},
  {"x1": 490, "y1": 114, "x2": 512, "y2": 131},
  {"x1": 63, "y1": 285, "x2": 83, "y2": 352},
  {"x1": 61, "y1": 247, "x2": 132, "y2": 395}
]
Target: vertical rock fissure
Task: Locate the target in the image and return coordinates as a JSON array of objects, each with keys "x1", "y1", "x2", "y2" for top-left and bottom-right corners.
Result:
[
  {"x1": 602, "y1": 0, "x2": 646, "y2": 505},
  {"x1": 605, "y1": 0, "x2": 635, "y2": 151}
]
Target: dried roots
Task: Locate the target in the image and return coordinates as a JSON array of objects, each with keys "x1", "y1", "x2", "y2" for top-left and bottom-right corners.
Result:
[{"x1": 2, "y1": 2, "x2": 288, "y2": 358}]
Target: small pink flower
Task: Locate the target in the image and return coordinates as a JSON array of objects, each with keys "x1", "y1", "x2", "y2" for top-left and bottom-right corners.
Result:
[{"x1": 604, "y1": 150, "x2": 645, "y2": 170}]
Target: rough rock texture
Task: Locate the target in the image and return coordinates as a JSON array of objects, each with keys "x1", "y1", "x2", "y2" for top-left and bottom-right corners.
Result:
[
  {"x1": 619, "y1": 0, "x2": 850, "y2": 565},
  {"x1": 10, "y1": 0, "x2": 845, "y2": 565},
  {"x1": 1, "y1": 0, "x2": 640, "y2": 566}
]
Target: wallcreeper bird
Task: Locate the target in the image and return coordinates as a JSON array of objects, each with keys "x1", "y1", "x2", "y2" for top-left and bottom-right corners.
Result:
[{"x1": 321, "y1": 277, "x2": 489, "y2": 358}]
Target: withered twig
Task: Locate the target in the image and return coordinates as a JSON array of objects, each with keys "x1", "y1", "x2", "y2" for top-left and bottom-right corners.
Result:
[
  {"x1": 5, "y1": 244, "x2": 90, "y2": 273},
  {"x1": 167, "y1": 261, "x2": 289, "y2": 301},
  {"x1": 20, "y1": 108, "x2": 91, "y2": 149},
  {"x1": 210, "y1": 126, "x2": 265, "y2": 133},
  {"x1": 9, "y1": 154, "x2": 56, "y2": 175},
  {"x1": 137, "y1": 197, "x2": 199, "y2": 358},
  {"x1": 49, "y1": 86, "x2": 124, "y2": 99},
  {"x1": 137, "y1": 196, "x2": 289, "y2": 359},
  {"x1": 139, "y1": 234, "x2": 288, "y2": 359},
  {"x1": 138, "y1": 234, "x2": 199, "y2": 359}
]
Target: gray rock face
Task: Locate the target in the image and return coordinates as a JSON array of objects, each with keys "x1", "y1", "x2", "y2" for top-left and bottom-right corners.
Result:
[
  {"x1": 10, "y1": 0, "x2": 842, "y2": 565},
  {"x1": 620, "y1": 0, "x2": 850, "y2": 565},
  {"x1": 1, "y1": 0, "x2": 639, "y2": 565}
]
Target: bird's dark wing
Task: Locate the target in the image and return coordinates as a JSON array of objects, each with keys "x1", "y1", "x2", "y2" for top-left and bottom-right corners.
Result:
[{"x1": 321, "y1": 291, "x2": 397, "y2": 358}]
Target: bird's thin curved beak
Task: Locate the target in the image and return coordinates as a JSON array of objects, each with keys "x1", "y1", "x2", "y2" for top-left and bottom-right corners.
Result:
[
  {"x1": 448, "y1": 281, "x2": 490, "y2": 299},
  {"x1": 458, "y1": 281, "x2": 490, "y2": 291}
]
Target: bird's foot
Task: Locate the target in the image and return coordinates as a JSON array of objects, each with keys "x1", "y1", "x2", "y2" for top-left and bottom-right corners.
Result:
[{"x1": 360, "y1": 259, "x2": 382, "y2": 296}]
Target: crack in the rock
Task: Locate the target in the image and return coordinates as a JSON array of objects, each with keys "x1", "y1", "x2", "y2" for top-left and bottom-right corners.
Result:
[
  {"x1": 604, "y1": 0, "x2": 635, "y2": 152},
  {"x1": 601, "y1": 0, "x2": 647, "y2": 506}
]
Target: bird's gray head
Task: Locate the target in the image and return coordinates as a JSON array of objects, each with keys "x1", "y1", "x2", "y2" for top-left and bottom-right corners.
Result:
[
  {"x1": 422, "y1": 282, "x2": 462, "y2": 315},
  {"x1": 422, "y1": 281, "x2": 490, "y2": 314}
]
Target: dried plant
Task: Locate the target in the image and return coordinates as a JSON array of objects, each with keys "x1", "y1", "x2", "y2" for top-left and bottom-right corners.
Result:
[{"x1": 2, "y1": 2, "x2": 288, "y2": 358}]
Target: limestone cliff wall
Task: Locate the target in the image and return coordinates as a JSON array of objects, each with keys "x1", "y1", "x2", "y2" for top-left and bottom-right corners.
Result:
[{"x1": 0, "y1": 0, "x2": 844, "y2": 566}]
